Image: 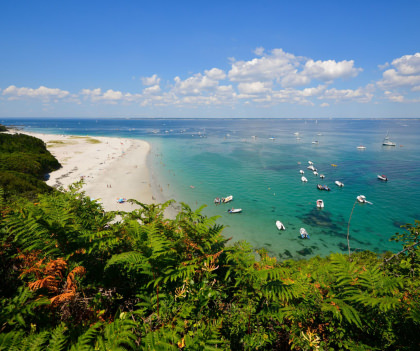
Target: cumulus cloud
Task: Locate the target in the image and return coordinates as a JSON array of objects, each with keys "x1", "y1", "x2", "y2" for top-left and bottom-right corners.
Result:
[
  {"x1": 80, "y1": 88, "x2": 140, "y2": 104},
  {"x1": 237, "y1": 81, "x2": 272, "y2": 95},
  {"x1": 172, "y1": 68, "x2": 226, "y2": 95},
  {"x1": 141, "y1": 74, "x2": 161, "y2": 86},
  {"x1": 302, "y1": 59, "x2": 362, "y2": 81},
  {"x1": 228, "y1": 48, "x2": 362, "y2": 89},
  {"x1": 228, "y1": 48, "x2": 299, "y2": 83},
  {"x1": 2, "y1": 85, "x2": 70, "y2": 101},
  {"x1": 143, "y1": 84, "x2": 161, "y2": 95},
  {"x1": 321, "y1": 85, "x2": 374, "y2": 103},
  {"x1": 378, "y1": 53, "x2": 420, "y2": 91}
]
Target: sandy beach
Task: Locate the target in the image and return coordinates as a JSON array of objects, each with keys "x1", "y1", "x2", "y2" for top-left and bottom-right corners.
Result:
[{"x1": 15, "y1": 131, "x2": 157, "y2": 212}]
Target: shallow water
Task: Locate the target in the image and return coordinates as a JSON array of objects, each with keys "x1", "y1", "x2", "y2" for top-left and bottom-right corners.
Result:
[{"x1": 4, "y1": 117, "x2": 420, "y2": 259}]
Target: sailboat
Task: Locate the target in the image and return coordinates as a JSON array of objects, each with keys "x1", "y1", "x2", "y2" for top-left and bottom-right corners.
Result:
[{"x1": 382, "y1": 132, "x2": 396, "y2": 146}]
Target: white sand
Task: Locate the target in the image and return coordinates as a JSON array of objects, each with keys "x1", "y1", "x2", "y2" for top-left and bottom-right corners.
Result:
[{"x1": 14, "y1": 131, "x2": 156, "y2": 212}]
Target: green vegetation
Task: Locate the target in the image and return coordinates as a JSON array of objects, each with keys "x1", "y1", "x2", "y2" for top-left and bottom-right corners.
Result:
[
  {"x1": 0, "y1": 182, "x2": 419, "y2": 350},
  {"x1": 0, "y1": 124, "x2": 7, "y2": 132},
  {"x1": 0, "y1": 133, "x2": 419, "y2": 350},
  {"x1": 0, "y1": 133, "x2": 61, "y2": 199}
]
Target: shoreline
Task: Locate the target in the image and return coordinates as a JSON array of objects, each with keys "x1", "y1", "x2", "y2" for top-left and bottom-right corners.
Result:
[{"x1": 12, "y1": 130, "x2": 161, "y2": 213}]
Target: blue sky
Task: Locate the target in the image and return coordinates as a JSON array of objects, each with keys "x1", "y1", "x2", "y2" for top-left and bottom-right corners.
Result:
[{"x1": 1, "y1": 0, "x2": 419, "y2": 118}]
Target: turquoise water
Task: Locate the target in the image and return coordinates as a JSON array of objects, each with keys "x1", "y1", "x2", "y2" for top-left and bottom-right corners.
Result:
[{"x1": 4, "y1": 118, "x2": 420, "y2": 259}]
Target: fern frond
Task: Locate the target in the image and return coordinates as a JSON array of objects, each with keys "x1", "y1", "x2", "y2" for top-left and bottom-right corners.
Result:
[
  {"x1": 69, "y1": 323, "x2": 102, "y2": 351},
  {"x1": 105, "y1": 251, "x2": 150, "y2": 272},
  {"x1": 46, "y1": 324, "x2": 68, "y2": 351}
]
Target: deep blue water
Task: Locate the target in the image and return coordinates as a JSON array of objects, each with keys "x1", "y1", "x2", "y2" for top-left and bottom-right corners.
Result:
[{"x1": 3, "y1": 117, "x2": 420, "y2": 259}]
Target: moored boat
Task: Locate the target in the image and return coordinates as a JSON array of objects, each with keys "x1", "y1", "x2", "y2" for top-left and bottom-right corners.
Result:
[
  {"x1": 276, "y1": 220, "x2": 286, "y2": 230},
  {"x1": 317, "y1": 184, "x2": 330, "y2": 191},
  {"x1": 227, "y1": 208, "x2": 242, "y2": 213},
  {"x1": 301, "y1": 176, "x2": 308, "y2": 182},
  {"x1": 316, "y1": 199, "x2": 324, "y2": 208},
  {"x1": 357, "y1": 145, "x2": 366, "y2": 150},
  {"x1": 335, "y1": 180, "x2": 344, "y2": 187},
  {"x1": 357, "y1": 195, "x2": 366, "y2": 203},
  {"x1": 222, "y1": 195, "x2": 233, "y2": 203},
  {"x1": 383, "y1": 132, "x2": 396, "y2": 146},
  {"x1": 300, "y1": 228, "x2": 310, "y2": 239},
  {"x1": 300, "y1": 170, "x2": 304, "y2": 174},
  {"x1": 377, "y1": 174, "x2": 388, "y2": 181}
]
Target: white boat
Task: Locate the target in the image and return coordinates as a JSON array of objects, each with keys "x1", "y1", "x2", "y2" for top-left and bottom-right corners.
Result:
[
  {"x1": 313, "y1": 171, "x2": 318, "y2": 176},
  {"x1": 383, "y1": 132, "x2": 396, "y2": 146},
  {"x1": 301, "y1": 176, "x2": 308, "y2": 182},
  {"x1": 335, "y1": 181, "x2": 344, "y2": 187},
  {"x1": 316, "y1": 199, "x2": 324, "y2": 208},
  {"x1": 319, "y1": 174, "x2": 325, "y2": 179},
  {"x1": 276, "y1": 220, "x2": 285, "y2": 230},
  {"x1": 377, "y1": 174, "x2": 388, "y2": 181},
  {"x1": 357, "y1": 195, "x2": 369, "y2": 203},
  {"x1": 307, "y1": 165, "x2": 316, "y2": 171},
  {"x1": 227, "y1": 208, "x2": 242, "y2": 213},
  {"x1": 357, "y1": 145, "x2": 366, "y2": 150},
  {"x1": 300, "y1": 228, "x2": 310, "y2": 239},
  {"x1": 308, "y1": 161, "x2": 313, "y2": 165},
  {"x1": 300, "y1": 170, "x2": 304, "y2": 174},
  {"x1": 222, "y1": 195, "x2": 233, "y2": 203},
  {"x1": 312, "y1": 140, "x2": 319, "y2": 144}
]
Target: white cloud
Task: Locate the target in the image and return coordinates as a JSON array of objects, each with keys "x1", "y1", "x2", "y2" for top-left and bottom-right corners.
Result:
[
  {"x1": 320, "y1": 102, "x2": 330, "y2": 107},
  {"x1": 378, "y1": 53, "x2": 420, "y2": 91},
  {"x1": 228, "y1": 48, "x2": 299, "y2": 83},
  {"x1": 143, "y1": 84, "x2": 161, "y2": 95},
  {"x1": 204, "y1": 68, "x2": 226, "y2": 80},
  {"x1": 392, "y1": 53, "x2": 420, "y2": 75},
  {"x1": 237, "y1": 81, "x2": 272, "y2": 95},
  {"x1": 302, "y1": 59, "x2": 362, "y2": 81},
  {"x1": 321, "y1": 85, "x2": 374, "y2": 103},
  {"x1": 80, "y1": 88, "x2": 140, "y2": 104},
  {"x1": 227, "y1": 48, "x2": 362, "y2": 89},
  {"x1": 254, "y1": 47, "x2": 265, "y2": 56},
  {"x1": 141, "y1": 74, "x2": 161, "y2": 86},
  {"x1": 172, "y1": 68, "x2": 226, "y2": 95},
  {"x1": 2, "y1": 85, "x2": 70, "y2": 101}
]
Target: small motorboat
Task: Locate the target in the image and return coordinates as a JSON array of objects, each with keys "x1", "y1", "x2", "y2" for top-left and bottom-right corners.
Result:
[
  {"x1": 307, "y1": 165, "x2": 316, "y2": 171},
  {"x1": 357, "y1": 145, "x2": 366, "y2": 150},
  {"x1": 301, "y1": 176, "x2": 308, "y2": 182},
  {"x1": 317, "y1": 184, "x2": 330, "y2": 191},
  {"x1": 313, "y1": 171, "x2": 318, "y2": 176},
  {"x1": 228, "y1": 208, "x2": 242, "y2": 213},
  {"x1": 377, "y1": 174, "x2": 388, "y2": 181},
  {"x1": 222, "y1": 195, "x2": 233, "y2": 203},
  {"x1": 382, "y1": 132, "x2": 396, "y2": 146},
  {"x1": 357, "y1": 195, "x2": 366, "y2": 203},
  {"x1": 276, "y1": 220, "x2": 286, "y2": 230},
  {"x1": 335, "y1": 181, "x2": 344, "y2": 187},
  {"x1": 214, "y1": 197, "x2": 221, "y2": 205},
  {"x1": 316, "y1": 199, "x2": 324, "y2": 208},
  {"x1": 308, "y1": 161, "x2": 313, "y2": 165},
  {"x1": 300, "y1": 170, "x2": 304, "y2": 174},
  {"x1": 319, "y1": 174, "x2": 325, "y2": 179},
  {"x1": 357, "y1": 195, "x2": 372, "y2": 204},
  {"x1": 300, "y1": 228, "x2": 310, "y2": 239}
]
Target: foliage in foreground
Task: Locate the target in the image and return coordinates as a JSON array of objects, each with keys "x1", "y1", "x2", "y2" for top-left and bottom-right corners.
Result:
[
  {"x1": 0, "y1": 133, "x2": 61, "y2": 199},
  {"x1": 0, "y1": 184, "x2": 419, "y2": 350}
]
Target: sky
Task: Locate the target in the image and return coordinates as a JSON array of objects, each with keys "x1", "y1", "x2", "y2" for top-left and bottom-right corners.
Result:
[{"x1": 1, "y1": 0, "x2": 420, "y2": 118}]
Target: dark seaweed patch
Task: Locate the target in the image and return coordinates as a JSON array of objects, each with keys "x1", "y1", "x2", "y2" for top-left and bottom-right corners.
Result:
[{"x1": 297, "y1": 247, "x2": 313, "y2": 256}]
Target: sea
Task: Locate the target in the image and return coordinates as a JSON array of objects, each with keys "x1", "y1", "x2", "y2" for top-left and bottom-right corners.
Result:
[{"x1": 3, "y1": 117, "x2": 420, "y2": 260}]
